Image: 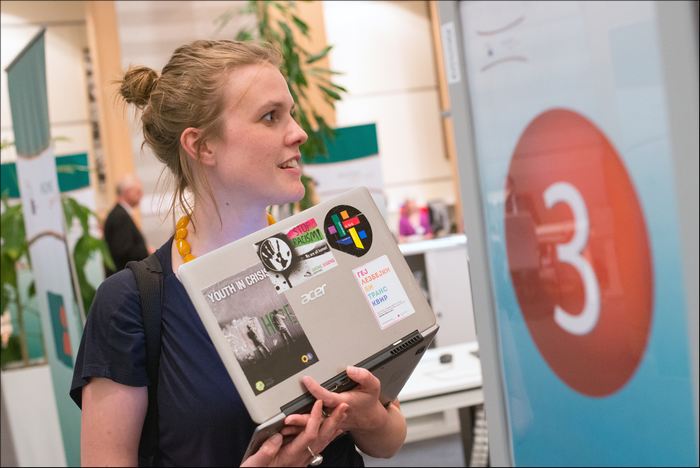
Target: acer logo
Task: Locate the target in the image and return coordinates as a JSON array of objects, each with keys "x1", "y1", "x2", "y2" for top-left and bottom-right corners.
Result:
[{"x1": 301, "y1": 284, "x2": 327, "y2": 305}]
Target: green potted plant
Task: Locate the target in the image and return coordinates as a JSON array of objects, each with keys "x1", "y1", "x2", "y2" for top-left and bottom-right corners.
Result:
[{"x1": 0, "y1": 140, "x2": 114, "y2": 368}]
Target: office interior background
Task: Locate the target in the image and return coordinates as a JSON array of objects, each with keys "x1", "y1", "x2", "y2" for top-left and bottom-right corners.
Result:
[{"x1": 0, "y1": 1, "x2": 697, "y2": 466}]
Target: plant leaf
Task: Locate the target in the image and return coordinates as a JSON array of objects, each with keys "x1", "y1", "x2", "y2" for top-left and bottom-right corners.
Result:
[
  {"x1": 292, "y1": 14, "x2": 309, "y2": 37},
  {"x1": 306, "y1": 45, "x2": 333, "y2": 64},
  {"x1": 235, "y1": 29, "x2": 254, "y2": 41},
  {"x1": 312, "y1": 74, "x2": 348, "y2": 93},
  {"x1": 327, "y1": 81, "x2": 348, "y2": 93},
  {"x1": 0, "y1": 335, "x2": 23, "y2": 368},
  {"x1": 272, "y1": 1, "x2": 289, "y2": 14},
  {"x1": 1, "y1": 205, "x2": 27, "y2": 261},
  {"x1": 62, "y1": 197, "x2": 76, "y2": 228},
  {"x1": 99, "y1": 240, "x2": 116, "y2": 271},
  {"x1": 56, "y1": 163, "x2": 89, "y2": 175},
  {"x1": 319, "y1": 85, "x2": 342, "y2": 101},
  {"x1": 73, "y1": 236, "x2": 92, "y2": 270},
  {"x1": 309, "y1": 67, "x2": 344, "y2": 76},
  {"x1": 0, "y1": 253, "x2": 18, "y2": 313},
  {"x1": 64, "y1": 196, "x2": 90, "y2": 233}
]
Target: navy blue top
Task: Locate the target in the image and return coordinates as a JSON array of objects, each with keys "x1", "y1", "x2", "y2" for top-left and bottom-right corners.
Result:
[{"x1": 70, "y1": 238, "x2": 364, "y2": 467}]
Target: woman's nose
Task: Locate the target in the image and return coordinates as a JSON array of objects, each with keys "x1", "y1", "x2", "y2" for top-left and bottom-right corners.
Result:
[{"x1": 287, "y1": 118, "x2": 308, "y2": 147}]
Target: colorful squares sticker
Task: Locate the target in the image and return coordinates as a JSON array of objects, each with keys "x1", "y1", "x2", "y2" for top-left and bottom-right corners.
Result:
[{"x1": 324, "y1": 205, "x2": 373, "y2": 257}]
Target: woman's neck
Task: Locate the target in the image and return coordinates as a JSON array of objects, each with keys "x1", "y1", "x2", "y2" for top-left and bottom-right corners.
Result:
[{"x1": 187, "y1": 198, "x2": 268, "y2": 257}]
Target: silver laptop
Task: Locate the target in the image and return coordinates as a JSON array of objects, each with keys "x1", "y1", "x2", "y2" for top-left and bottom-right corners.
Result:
[{"x1": 177, "y1": 187, "x2": 438, "y2": 460}]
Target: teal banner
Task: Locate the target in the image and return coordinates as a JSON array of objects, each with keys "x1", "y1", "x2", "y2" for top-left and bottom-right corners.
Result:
[
  {"x1": 5, "y1": 30, "x2": 49, "y2": 156},
  {"x1": 1, "y1": 152, "x2": 90, "y2": 198},
  {"x1": 5, "y1": 29, "x2": 82, "y2": 467},
  {"x1": 302, "y1": 124, "x2": 378, "y2": 164}
]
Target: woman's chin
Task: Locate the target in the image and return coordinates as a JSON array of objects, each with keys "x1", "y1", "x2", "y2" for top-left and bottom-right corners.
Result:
[{"x1": 272, "y1": 182, "x2": 305, "y2": 206}]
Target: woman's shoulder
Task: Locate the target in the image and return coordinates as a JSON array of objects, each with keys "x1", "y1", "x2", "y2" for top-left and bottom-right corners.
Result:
[
  {"x1": 88, "y1": 268, "x2": 141, "y2": 324},
  {"x1": 96, "y1": 268, "x2": 139, "y2": 299},
  {"x1": 89, "y1": 237, "x2": 173, "y2": 325}
]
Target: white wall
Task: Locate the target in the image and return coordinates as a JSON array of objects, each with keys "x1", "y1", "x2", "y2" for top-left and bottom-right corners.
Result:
[
  {"x1": 323, "y1": 1, "x2": 455, "y2": 230},
  {"x1": 0, "y1": 1, "x2": 92, "y2": 166}
]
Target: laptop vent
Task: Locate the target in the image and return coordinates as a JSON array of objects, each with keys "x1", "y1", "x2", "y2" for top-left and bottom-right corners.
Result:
[{"x1": 390, "y1": 333, "x2": 423, "y2": 356}]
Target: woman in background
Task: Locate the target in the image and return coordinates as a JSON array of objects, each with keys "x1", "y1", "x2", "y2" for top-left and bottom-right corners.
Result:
[{"x1": 398, "y1": 199, "x2": 433, "y2": 242}]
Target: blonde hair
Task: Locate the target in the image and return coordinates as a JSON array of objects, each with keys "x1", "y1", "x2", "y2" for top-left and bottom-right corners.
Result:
[{"x1": 118, "y1": 40, "x2": 282, "y2": 224}]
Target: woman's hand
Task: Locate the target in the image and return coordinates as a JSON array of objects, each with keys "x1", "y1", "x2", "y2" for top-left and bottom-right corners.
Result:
[
  {"x1": 241, "y1": 400, "x2": 348, "y2": 467},
  {"x1": 297, "y1": 366, "x2": 389, "y2": 433},
  {"x1": 240, "y1": 433, "x2": 283, "y2": 467},
  {"x1": 296, "y1": 367, "x2": 407, "y2": 458}
]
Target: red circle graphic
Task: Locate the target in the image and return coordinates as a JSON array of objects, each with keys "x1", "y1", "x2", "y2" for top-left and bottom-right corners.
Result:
[{"x1": 504, "y1": 108, "x2": 653, "y2": 397}]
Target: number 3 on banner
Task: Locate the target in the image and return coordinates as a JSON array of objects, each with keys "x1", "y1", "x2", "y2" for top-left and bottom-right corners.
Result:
[
  {"x1": 507, "y1": 109, "x2": 653, "y2": 396},
  {"x1": 544, "y1": 182, "x2": 600, "y2": 335}
]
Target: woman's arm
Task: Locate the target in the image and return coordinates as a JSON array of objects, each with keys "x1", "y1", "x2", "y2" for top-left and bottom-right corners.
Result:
[{"x1": 81, "y1": 377, "x2": 148, "y2": 467}]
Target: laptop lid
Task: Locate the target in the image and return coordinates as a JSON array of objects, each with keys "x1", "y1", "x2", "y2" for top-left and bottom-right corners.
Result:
[{"x1": 177, "y1": 187, "x2": 438, "y2": 424}]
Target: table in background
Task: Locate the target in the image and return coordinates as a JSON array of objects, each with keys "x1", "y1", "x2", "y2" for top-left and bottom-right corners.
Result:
[{"x1": 399, "y1": 341, "x2": 484, "y2": 465}]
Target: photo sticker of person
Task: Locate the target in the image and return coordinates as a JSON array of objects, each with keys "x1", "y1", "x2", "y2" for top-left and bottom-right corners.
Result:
[
  {"x1": 201, "y1": 263, "x2": 319, "y2": 395},
  {"x1": 256, "y1": 218, "x2": 338, "y2": 293}
]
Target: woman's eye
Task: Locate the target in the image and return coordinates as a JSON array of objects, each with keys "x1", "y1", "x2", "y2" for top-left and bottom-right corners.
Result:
[{"x1": 262, "y1": 111, "x2": 276, "y2": 122}]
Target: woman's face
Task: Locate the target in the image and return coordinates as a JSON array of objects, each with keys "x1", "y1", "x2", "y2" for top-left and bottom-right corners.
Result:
[{"x1": 207, "y1": 63, "x2": 308, "y2": 209}]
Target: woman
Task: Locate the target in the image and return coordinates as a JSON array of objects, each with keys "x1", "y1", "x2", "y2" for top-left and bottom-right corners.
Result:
[{"x1": 70, "y1": 40, "x2": 407, "y2": 466}]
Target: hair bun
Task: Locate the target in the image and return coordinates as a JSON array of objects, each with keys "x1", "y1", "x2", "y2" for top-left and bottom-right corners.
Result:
[{"x1": 119, "y1": 66, "x2": 158, "y2": 108}]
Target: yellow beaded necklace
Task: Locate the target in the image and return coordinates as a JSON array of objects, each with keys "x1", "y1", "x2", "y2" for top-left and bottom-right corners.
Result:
[{"x1": 175, "y1": 212, "x2": 276, "y2": 263}]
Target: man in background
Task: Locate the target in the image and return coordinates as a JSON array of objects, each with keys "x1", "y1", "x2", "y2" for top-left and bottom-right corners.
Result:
[{"x1": 103, "y1": 174, "x2": 149, "y2": 276}]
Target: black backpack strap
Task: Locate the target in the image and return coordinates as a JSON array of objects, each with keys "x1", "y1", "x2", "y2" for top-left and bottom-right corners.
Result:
[{"x1": 126, "y1": 253, "x2": 163, "y2": 467}]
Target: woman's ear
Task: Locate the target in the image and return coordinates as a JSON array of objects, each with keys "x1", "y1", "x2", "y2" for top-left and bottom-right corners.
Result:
[{"x1": 180, "y1": 127, "x2": 216, "y2": 167}]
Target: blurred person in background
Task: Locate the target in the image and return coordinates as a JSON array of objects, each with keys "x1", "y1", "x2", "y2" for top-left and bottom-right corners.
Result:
[
  {"x1": 398, "y1": 199, "x2": 433, "y2": 242},
  {"x1": 103, "y1": 174, "x2": 150, "y2": 276}
]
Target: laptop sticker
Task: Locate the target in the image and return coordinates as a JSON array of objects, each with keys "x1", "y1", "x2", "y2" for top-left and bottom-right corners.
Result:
[
  {"x1": 323, "y1": 205, "x2": 373, "y2": 257},
  {"x1": 201, "y1": 263, "x2": 319, "y2": 395},
  {"x1": 353, "y1": 254, "x2": 416, "y2": 329},
  {"x1": 256, "y1": 218, "x2": 338, "y2": 293}
]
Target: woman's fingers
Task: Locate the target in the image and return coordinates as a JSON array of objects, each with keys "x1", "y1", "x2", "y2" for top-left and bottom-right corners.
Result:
[
  {"x1": 302, "y1": 375, "x2": 342, "y2": 407},
  {"x1": 304, "y1": 400, "x2": 324, "y2": 438},
  {"x1": 240, "y1": 433, "x2": 283, "y2": 467},
  {"x1": 284, "y1": 413, "x2": 310, "y2": 427},
  {"x1": 316, "y1": 402, "x2": 348, "y2": 443},
  {"x1": 274, "y1": 399, "x2": 352, "y2": 468},
  {"x1": 346, "y1": 366, "x2": 380, "y2": 392},
  {"x1": 280, "y1": 425, "x2": 304, "y2": 436},
  {"x1": 281, "y1": 402, "x2": 349, "y2": 453},
  {"x1": 284, "y1": 400, "x2": 324, "y2": 454}
]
